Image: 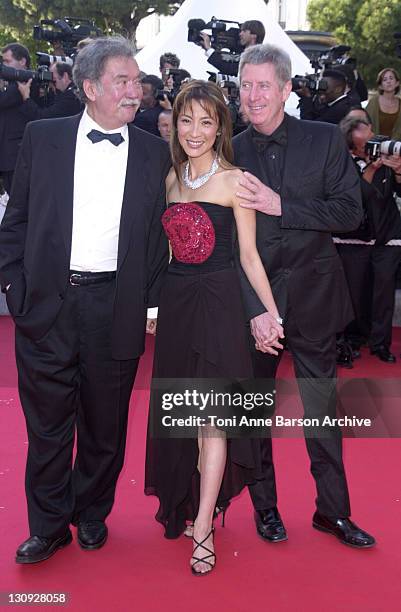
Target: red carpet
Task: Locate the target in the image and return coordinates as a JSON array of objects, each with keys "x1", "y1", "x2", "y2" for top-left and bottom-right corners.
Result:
[{"x1": 1, "y1": 316, "x2": 400, "y2": 611}]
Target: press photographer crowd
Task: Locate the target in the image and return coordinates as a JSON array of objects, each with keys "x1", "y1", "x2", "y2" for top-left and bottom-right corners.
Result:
[{"x1": 2, "y1": 15, "x2": 401, "y2": 370}]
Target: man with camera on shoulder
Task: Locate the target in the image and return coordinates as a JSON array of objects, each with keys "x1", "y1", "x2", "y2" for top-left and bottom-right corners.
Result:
[
  {"x1": 0, "y1": 43, "x2": 35, "y2": 194},
  {"x1": 199, "y1": 20, "x2": 265, "y2": 77},
  {"x1": 295, "y1": 69, "x2": 353, "y2": 125},
  {"x1": 17, "y1": 61, "x2": 83, "y2": 121}
]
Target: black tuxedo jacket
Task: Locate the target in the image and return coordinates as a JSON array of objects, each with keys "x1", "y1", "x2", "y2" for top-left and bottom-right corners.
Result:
[
  {"x1": 233, "y1": 115, "x2": 362, "y2": 341},
  {"x1": 0, "y1": 114, "x2": 170, "y2": 359}
]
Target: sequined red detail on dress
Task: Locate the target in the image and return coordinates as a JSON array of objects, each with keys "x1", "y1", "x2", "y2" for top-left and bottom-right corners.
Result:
[{"x1": 162, "y1": 202, "x2": 216, "y2": 264}]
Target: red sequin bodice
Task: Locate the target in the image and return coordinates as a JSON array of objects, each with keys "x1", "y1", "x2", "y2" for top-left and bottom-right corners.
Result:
[{"x1": 162, "y1": 202, "x2": 216, "y2": 264}]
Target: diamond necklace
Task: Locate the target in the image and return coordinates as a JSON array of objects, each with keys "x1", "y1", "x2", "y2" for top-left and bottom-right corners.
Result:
[{"x1": 183, "y1": 157, "x2": 219, "y2": 190}]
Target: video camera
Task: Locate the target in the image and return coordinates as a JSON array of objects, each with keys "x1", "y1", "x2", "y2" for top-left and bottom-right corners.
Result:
[
  {"x1": 313, "y1": 45, "x2": 357, "y2": 71},
  {"x1": 187, "y1": 17, "x2": 242, "y2": 55},
  {"x1": 366, "y1": 136, "x2": 401, "y2": 161},
  {"x1": 33, "y1": 17, "x2": 102, "y2": 56},
  {"x1": 0, "y1": 61, "x2": 52, "y2": 84}
]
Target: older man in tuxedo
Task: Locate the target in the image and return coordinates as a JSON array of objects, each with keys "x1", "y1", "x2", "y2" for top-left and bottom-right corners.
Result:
[
  {"x1": 233, "y1": 44, "x2": 375, "y2": 548},
  {"x1": 0, "y1": 37, "x2": 170, "y2": 563}
]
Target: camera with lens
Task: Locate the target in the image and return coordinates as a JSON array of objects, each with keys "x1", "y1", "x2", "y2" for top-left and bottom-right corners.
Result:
[
  {"x1": 187, "y1": 17, "x2": 242, "y2": 55},
  {"x1": 291, "y1": 73, "x2": 329, "y2": 93},
  {"x1": 36, "y1": 52, "x2": 73, "y2": 67},
  {"x1": 207, "y1": 72, "x2": 239, "y2": 101},
  {"x1": 155, "y1": 68, "x2": 190, "y2": 104},
  {"x1": 365, "y1": 136, "x2": 401, "y2": 161},
  {"x1": 33, "y1": 17, "x2": 102, "y2": 56},
  {"x1": 0, "y1": 61, "x2": 53, "y2": 84},
  {"x1": 313, "y1": 45, "x2": 356, "y2": 71}
]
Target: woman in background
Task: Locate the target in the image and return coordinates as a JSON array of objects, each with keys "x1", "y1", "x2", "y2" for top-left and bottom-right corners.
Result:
[{"x1": 366, "y1": 68, "x2": 401, "y2": 139}]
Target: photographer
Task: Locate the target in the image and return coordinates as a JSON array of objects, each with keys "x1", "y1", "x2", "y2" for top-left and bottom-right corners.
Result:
[
  {"x1": 337, "y1": 117, "x2": 401, "y2": 363},
  {"x1": 296, "y1": 69, "x2": 352, "y2": 124},
  {"x1": 133, "y1": 74, "x2": 170, "y2": 136},
  {"x1": 159, "y1": 52, "x2": 180, "y2": 90},
  {"x1": 0, "y1": 43, "x2": 35, "y2": 194},
  {"x1": 17, "y1": 62, "x2": 82, "y2": 121},
  {"x1": 200, "y1": 20, "x2": 265, "y2": 77}
]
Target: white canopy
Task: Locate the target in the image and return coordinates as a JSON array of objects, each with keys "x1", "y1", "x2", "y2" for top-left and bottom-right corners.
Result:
[{"x1": 135, "y1": 0, "x2": 311, "y2": 111}]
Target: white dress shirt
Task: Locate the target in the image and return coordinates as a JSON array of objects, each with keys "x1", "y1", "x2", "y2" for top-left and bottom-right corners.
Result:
[
  {"x1": 70, "y1": 109, "x2": 158, "y2": 319},
  {"x1": 70, "y1": 109, "x2": 129, "y2": 272}
]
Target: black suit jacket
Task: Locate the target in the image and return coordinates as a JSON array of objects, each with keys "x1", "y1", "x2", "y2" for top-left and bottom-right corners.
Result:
[
  {"x1": 300, "y1": 95, "x2": 352, "y2": 125},
  {"x1": 18, "y1": 85, "x2": 83, "y2": 121},
  {"x1": 0, "y1": 114, "x2": 170, "y2": 359},
  {"x1": 207, "y1": 51, "x2": 240, "y2": 77},
  {"x1": 0, "y1": 83, "x2": 30, "y2": 171},
  {"x1": 233, "y1": 115, "x2": 362, "y2": 341}
]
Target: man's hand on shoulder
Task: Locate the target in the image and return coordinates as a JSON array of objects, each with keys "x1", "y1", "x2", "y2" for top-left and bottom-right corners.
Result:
[{"x1": 237, "y1": 171, "x2": 282, "y2": 216}]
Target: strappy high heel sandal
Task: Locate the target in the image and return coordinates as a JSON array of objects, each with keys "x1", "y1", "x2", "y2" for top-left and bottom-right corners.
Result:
[{"x1": 190, "y1": 527, "x2": 216, "y2": 576}]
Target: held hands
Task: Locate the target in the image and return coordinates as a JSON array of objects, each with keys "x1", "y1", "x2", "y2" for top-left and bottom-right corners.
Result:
[
  {"x1": 237, "y1": 172, "x2": 282, "y2": 216},
  {"x1": 250, "y1": 312, "x2": 284, "y2": 355},
  {"x1": 146, "y1": 318, "x2": 157, "y2": 335}
]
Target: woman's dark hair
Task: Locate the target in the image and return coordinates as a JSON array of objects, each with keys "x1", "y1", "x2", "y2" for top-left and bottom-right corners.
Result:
[{"x1": 170, "y1": 80, "x2": 233, "y2": 183}]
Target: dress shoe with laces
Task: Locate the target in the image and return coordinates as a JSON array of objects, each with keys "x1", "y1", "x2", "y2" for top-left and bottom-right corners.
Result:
[
  {"x1": 312, "y1": 512, "x2": 375, "y2": 548},
  {"x1": 77, "y1": 520, "x2": 108, "y2": 550},
  {"x1": 15, "y1": 530, "x2": 72, "y2": 564},
  {"x1": 254, "y1": 507, "x2": 288, "y2": 542},
  {"x1": 370, "y1": 346, "x2": 396, "y2": 363}
]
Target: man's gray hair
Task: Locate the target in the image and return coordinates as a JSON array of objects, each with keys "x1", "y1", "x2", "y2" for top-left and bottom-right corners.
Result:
[
  {"x1": 73, "y1": 36, "x2": 136, "y2": 103},
  {"x1": 239, "y1": 44, "x2": 292, "y2": 89}
]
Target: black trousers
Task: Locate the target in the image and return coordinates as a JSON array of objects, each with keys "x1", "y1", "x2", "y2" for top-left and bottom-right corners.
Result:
[
  {"x1": 370, "y1": 245, "x2": 401, "y2": 350},
  {"x1": 247, "y1": 308, "x2": 351, "y2": 519},
  {"x1": 15, "y1": 279, "x2": 139, "y2": 538},
  {"x1": 336, "y1": 243, "x2": 373, "y2": 343}
]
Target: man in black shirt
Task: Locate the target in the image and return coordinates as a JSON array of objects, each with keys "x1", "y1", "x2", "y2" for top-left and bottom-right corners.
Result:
[{"x1": 296, "y1": 69, "x2": 352, "y2": 124}]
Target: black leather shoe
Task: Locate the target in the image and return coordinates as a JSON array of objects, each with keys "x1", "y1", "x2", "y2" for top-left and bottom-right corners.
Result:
[
  {"x1": 312, "y1": 512, "x2": 375, "y2": 548},
  {"x1": 77, "y1": 521, "x2": 108, "y2": 550},
  {"x1": 254, "y1": 508, "x2": 288, "y2": 542},
  {"x1": 15, "y1": 530, "x2": 72, "y2": 564},
  {"x1": 336, "y1": 342, "x2": 353, "y2": 368},
  {"x1": 370, "y1": 346, "x2": 396, "y2": 363}
]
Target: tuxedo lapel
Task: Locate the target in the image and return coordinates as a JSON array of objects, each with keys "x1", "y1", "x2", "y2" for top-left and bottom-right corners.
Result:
[
  {"x1": 117, "y1": 125, "x2": 150, "y2": 271},
  {"x1": 51, "y1": 114, "x2": 81, "y2": 258}
]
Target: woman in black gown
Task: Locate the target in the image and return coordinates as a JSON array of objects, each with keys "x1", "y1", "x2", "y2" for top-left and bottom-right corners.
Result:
[{"x1": 145, "y1": 80, "x2": 283, "y2": 575}]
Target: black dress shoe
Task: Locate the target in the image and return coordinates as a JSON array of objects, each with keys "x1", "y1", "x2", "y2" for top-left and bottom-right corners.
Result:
[
  {"x1": 254, "y1": 507, "x2": 288, "y2": 542},
  {"x1": 312, "y1": 512, "x2": 375, "y2": 548},
  {"x1": 370, "y1": 346, "x2": 396, "y2": 363},
  {"x1": 15, "y1": 530, "x2": 72, "y2": 564},
  {"x1": 336, "y1": 342, "x2": 353, "y2": 369},
  {"x1": 77, "y1": 521, "x2": 108, "y2": 550}
]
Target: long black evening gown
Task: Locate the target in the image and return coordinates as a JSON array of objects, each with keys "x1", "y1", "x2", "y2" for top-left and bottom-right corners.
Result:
[{"x1": 145, "y1": 201, "x2": 263, "y2": 538}]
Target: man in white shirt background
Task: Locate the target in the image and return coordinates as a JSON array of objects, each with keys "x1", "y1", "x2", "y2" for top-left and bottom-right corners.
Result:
[{"x1": 0, "y1": 36, "x2": 170, "y2": 564}]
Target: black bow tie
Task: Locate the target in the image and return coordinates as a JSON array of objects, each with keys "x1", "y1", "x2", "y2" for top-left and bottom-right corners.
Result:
[
  {"x1": 251, "y1": 129, "x2": 287, "y2": 152},
  {"x1": 87, "y1": 129, "x2": 124, "y2": 146}
]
